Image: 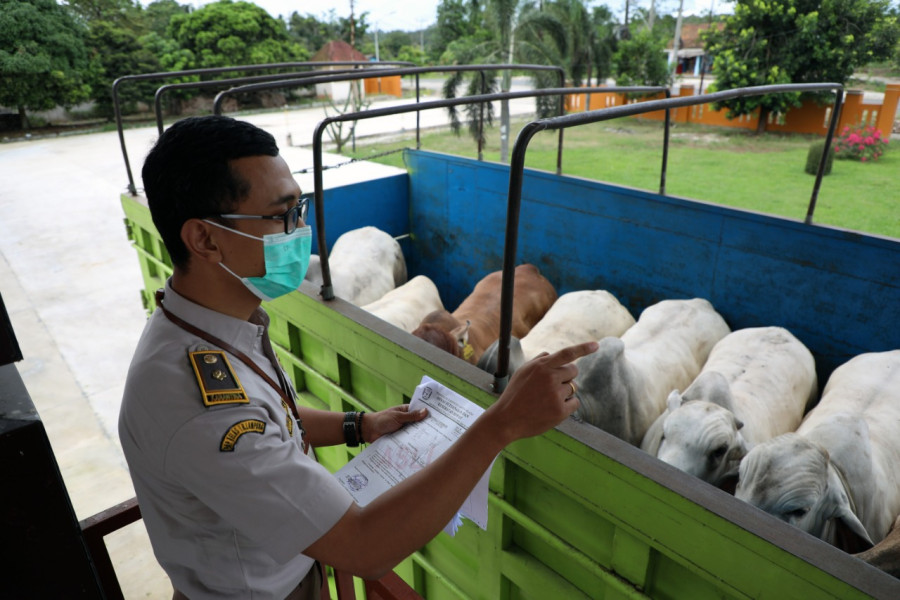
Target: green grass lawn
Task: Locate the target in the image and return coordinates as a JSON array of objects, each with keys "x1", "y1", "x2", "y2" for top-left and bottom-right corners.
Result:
[{"x1": 342, "y1": 117, "x2": 900, "y2": 240}]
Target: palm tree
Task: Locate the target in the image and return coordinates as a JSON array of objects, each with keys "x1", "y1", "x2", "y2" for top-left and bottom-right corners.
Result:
[{"x1": 444, "y1": 0, "x2": 568, "y2": 162}]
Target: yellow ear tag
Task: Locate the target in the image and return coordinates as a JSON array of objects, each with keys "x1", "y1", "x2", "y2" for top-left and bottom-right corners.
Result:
[{"x1": 462, "y1": 343, "x2": 474, "y2": 361}]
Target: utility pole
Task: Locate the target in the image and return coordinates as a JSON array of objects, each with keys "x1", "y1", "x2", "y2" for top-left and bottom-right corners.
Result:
[
  {"x1": 699, "y1": 0, "x2": 715, "y2": 92},
  {"x1": 671, "y1": 0, "x2": 684, "y2": 74},
  {"x1": 349, "y1": 0, "x2": 356, "y2": 47}
]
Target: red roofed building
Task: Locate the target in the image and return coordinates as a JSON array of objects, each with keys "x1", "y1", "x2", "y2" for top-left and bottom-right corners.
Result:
[
  {"x1": 310, "y1": 40, "x2": 368, "y2": 63},
  {"x1": 310, "y1": 40, "x2": 371, "y2": 101},
  {"x1": 666, "y1": 22, "x2": 724, "y2": 76}
]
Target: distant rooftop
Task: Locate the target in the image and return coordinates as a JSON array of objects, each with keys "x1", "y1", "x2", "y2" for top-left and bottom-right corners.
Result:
[
  {"x1": 667, "y1": 22, "x2": 725, "y2": 50},
  {"x1": 310, "y1": 40, "x2": 368, "y2": 63}
]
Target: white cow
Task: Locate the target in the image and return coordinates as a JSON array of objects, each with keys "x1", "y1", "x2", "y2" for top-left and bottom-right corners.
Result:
[
  {"x1": 477, "y1": 290, "x2": 635, "y2": 376},
  {"x1": 641, "y1": 327, "x2": 818, "y2": 488},
  {"x1": 327, "y1": 226, "x2": 407, "y2": 306},
  {"x1": 573, "y1": 298, "x2": 730, "y2": 446},
  {"x1": 361, "y1": 275, "x2": 445, "y2": 333},
  {"x1": 305, "y1": 254, "x2": 323, "y2": 287},
  {"x1": 736, "y1": 350, "x2": 900, "y2": 551}
]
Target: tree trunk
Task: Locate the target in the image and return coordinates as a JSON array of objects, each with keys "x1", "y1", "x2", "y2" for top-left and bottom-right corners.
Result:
[
  {"x1": 17, "y1": 104, "x2": 29, "y2": 131},
  {"x1": 500, "y1": 28, "x2": 515, "y2": 164},
  {"x1": 756, "y1": 106, "x2": 769, "y2": 134}
]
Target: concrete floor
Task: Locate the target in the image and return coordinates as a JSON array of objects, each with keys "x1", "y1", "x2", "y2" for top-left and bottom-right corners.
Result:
[{"x1": 0, "y1": 94, "x2": 537, "y2": 598}]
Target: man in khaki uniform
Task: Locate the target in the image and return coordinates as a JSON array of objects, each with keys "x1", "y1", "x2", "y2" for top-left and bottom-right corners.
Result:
[{"x1": 119, "y1": 115, "x2": 595, "y2": 599}]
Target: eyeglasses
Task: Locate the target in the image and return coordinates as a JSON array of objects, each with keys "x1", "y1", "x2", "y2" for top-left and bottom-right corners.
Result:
[{"x1": 217, "y1": 194, "x2": 310, "y2": 235}]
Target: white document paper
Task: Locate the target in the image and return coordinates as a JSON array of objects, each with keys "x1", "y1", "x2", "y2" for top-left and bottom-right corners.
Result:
[{"x1": 333, "y1": 375, "x2": 492, "y2": 536}]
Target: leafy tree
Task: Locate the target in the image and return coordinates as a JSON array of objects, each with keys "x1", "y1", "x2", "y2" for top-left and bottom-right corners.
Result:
[
  {"x1": 395, "y1": 44, "x2": 429, "y2": 66},
  {"x1": 442, "y1": 0, "x2": 571, "y2": 161},
  {"x1": 438, "y1": 29, "x2": 493, "y2": 65},
  {"x1": 287, "y1": 12, "x2": 343, "y2": 54},
  {"x1": 590, "y1": 4, "x2": 619, "y2": 84},
  {"x1": 287, "y1": 10, "x2": 370, "y2": 55},
  {"x1": 0, "y1": 0, "x2": 92, "y2": 129},
  {"x1": 85, "y1": 20, "x2": 161, "y2": 117},
  {"x1": 143, "y1": 0, "x2": 190, "y2": 37},
  {"x1": 378, "y1": 31, "x2": 415, "y2": 61},
  {"x1": 703, "y1": 0, "x2": 900, "y2": 133},
  {"x1": 140, "y1": 31, "x2": 194, "y2": 73},
  {"x1": 542, "y1": 0, "x2": 595, "y2": 87},
  {"x1": 65, "y1": 0, "x2": 141, "y2": 26},
  {"x1": 168, "y1": 0, "x2": 307, "y2": 69},
  {"x1": 430, "y1": 0, "x2": 480, "y2": 62},
  {"x1": 612, "y1": 28, "x2": 670, "y2": 86}
]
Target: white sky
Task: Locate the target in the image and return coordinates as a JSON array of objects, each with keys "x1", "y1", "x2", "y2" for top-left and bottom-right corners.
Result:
[{"x1": 188, "y1": 0, "x2": 722, "y2": 33}]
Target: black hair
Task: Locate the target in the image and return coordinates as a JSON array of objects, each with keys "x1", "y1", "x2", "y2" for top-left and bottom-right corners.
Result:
[{"x1": 141, "y1": 115, "x2": 279, "y2": 269}]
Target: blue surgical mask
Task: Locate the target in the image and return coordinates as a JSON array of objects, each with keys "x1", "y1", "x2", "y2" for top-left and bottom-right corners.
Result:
[{"x1": 205, "y1": 220, "x2": 312, "y2": 301}]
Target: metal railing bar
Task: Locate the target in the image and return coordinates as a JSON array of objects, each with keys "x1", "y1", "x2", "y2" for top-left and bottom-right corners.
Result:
[
  {"x1": 806, "y1": 89, "x2": 845, "y2": 224},
  {"x1": 212, "y1": 65, "x2": 570, "y2": 160},
  {"x1": 212, "y1": 64, "x2": 567, "y2": 114},
  {"x1": 152, "y1": 67, "x2": 404, "y2": 134},
  {"x1": 491, "y1": 82, "x2": 845, "y2": 391},
  {"x1": 306, "y1": 85, "x2": 664, "y2": 301},
  {"x1": 113, "y1": 61, "x2": 413, "y2": 194}
]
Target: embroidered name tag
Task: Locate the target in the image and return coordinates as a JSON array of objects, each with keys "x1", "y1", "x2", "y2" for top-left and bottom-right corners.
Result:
[
  {"x1": 188, "y1": 350, "x2": 250, "y2": 407},
  {"x1": 220, "y1": 419, "x2": 266, "y2": 452}
]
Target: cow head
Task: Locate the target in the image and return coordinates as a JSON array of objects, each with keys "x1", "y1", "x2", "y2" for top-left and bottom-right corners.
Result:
[
  {"x1": 411, "y1": 323, "x2": 463, "y2": 358},
  {"x1": 477, "y1": 336, "x2": 525, "y2": 378},
  {"x1": 571, "y1": 336, "x2": 647, "y2": 444},
  {"x1": 736, "y1": 433, "x2": 874, "y2": 550},
  {"x1": 653, "y1": 390, "x2": 748, "y2": 488},
  {"x1": 641, "y1": 372, "x2": 746, "y2": 488}
]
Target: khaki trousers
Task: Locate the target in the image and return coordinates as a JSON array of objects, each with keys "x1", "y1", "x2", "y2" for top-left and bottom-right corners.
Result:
[{"x1": 172, "y1": 562, "x2": 322, "y2": 600}]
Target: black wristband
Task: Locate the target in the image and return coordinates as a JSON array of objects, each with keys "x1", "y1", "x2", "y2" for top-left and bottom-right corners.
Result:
[
  {"x1": 357, "y1": 411, "x2": 366, "y2": 444},
  {"x1": 343, "y1": 412, "x2": 359, "y2": 447}
]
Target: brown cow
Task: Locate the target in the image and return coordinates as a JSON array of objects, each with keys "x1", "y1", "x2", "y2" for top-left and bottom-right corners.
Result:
[
  {"x1": 412, "y1": 264, "x2": 557, "y2": 364},
  {"x1": 855, "y1": 515, "x2": 900, "y2": 579}
]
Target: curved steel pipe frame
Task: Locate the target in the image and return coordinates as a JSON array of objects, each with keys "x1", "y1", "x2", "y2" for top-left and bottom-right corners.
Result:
[
  {"x1": 112, "y1": 61, "x2": 414, "y2": 194},
  {"x1": 213, "y1": 64, "x2": 574, "y2": 174},
  {"x1": 152, "y1": 67, "x2": 407, "y2": 134},
  {"x1": 301, "y1": 86, "x2": 661, "y2": 302},
  {"x1": 491, "y1": 82, "x2": 844, "y2": 391}
]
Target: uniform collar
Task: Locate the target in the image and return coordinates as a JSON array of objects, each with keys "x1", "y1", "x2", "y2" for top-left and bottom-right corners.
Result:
[{"x1": 162, "y1": 278, "x2": 269, "y2": 352}]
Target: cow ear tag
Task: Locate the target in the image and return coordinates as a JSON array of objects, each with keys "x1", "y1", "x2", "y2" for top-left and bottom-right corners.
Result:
[{"x1": 456, "y1": 320, "x2": 474, "y2": 360}]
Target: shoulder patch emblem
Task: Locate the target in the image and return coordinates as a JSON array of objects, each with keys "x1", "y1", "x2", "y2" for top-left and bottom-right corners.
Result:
[
  {"x1": 220, "y1": 419, "x2": 266, "y2": 452},
  {"x1": 188, "y1": 350, "x2": 250, "y2": 407}
]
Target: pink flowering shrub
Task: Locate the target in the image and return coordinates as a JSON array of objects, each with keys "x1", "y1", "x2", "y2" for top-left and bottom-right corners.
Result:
[{"x1": 833, "y1": 125, "x2": 889, "y2": 162}]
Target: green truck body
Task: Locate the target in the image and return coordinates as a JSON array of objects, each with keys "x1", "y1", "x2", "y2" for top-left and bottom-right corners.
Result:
[{"x1": 121, "y1": 147, "x2": 900, "y2": 599}]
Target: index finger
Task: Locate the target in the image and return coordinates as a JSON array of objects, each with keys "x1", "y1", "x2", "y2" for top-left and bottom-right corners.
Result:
[{"x1": 542, "y1": 341, "x2": 599, "y2": 367}]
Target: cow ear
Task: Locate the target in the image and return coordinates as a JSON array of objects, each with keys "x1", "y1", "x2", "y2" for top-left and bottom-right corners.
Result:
[
  {"x1": 824, "y1": 464, "x2": 874, "y2": 550},
  {"x1": 721, "y1": 431, "x2": 748, "y2": 486},
  {"x1": 639, "y1": 411, "x2": 667, "y2": 454},
  {"x1": 666, "y1": 390, "x2": 684, "y2": 412},
  {"x1": 452, "y1": 320, "x2": 471, "y2": 345}
]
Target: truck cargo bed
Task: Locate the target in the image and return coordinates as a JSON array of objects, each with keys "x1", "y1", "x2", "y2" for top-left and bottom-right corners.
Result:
[{"x1": 122, "y1": 148, "x2": 900, "y2": 599}]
